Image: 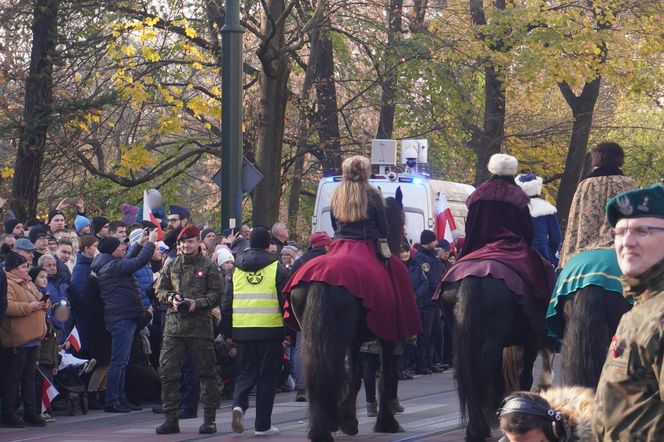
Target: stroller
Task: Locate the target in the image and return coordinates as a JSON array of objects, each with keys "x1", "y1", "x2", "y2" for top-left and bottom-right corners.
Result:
[{"x1": 53, "y1": 367, "x2": 88, "y2": 416}]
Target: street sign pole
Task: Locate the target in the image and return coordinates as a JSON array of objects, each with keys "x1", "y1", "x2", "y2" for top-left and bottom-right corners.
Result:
[{"x1": 220, "y1": 0, "x2": 244, "y2": 230}]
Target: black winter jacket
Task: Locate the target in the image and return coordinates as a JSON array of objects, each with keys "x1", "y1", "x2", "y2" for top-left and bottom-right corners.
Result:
[
  {"x1": 91, "y1": 242, "x2": 155, "y2": 324},
  {"x1": 289, "y1": 246, "x2": 327, "y2": 276},
  {"x1": 413, "y1": 245, "x2": 445, "y2": 308}
]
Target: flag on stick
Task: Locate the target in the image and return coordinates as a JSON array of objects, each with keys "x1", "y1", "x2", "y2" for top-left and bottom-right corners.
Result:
[
  {"x1": 435, "y1": 192, "x2": 457, "y2": 253},
  {"x1": 40, "y1": 371, "x2": 59, "y2": 412},
  {"x1": 66, "y1": 326, "x2": 82, "y2": 352}
]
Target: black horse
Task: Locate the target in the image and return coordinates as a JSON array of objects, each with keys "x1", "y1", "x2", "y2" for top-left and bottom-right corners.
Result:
[
  {"x1": 442, "y1": 276, "x2": 544, "y2": 441},
  {"x1": 289, "y1": 194, "x2": 406, "y2": 442}
]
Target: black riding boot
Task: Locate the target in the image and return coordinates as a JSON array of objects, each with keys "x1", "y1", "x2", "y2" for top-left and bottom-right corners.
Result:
[
  {"x1": 156, "y1": 412, "x2": 180, "y2": 434},
  {"x1": 199, "y1": 408, "x2": 217, "y2": 434}
]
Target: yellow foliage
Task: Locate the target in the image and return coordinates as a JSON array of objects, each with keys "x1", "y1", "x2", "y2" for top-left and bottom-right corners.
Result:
[
  {"x1": 185, "y1": 27, "x2": 197, "y2": 39},
  {"x1": 144, "y1": 17, "x2": 159, "y2": 27},
  {"x1": 121, "y1": 45, "x2": 136, "y2": 56},
  {"x1": 186, "y1": 96, "x2": 210, "y2": 117},
  {"x1": 139, "y1": 29, "x2": 158, "y2": 42},
  {"x1": 141, "y1": 47, "x2": 161, "y2": 62},
  {"x1": 120, "y1": 143, "x2": 157, "y2": 171},
  {"x1": 1, "y1": 167, "x2": 14, "y2": 179}
]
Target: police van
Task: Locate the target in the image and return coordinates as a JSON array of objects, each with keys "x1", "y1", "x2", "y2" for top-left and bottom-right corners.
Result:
[{"x1": 311, "y1": 140, "x2": 475, "y2": 244}]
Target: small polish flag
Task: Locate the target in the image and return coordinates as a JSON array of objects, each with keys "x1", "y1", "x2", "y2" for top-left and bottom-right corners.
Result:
[
  {"x1": 41, "y1": 373, "x2": 59, "y2": 412},
  {"x1": 66, "y1": 326, "x2": 82, "y2": 352},
  {"x1": 435, "y1": 192, "x2": 457, "y2": 253},
  {"x1": 143, "y1": 190, "x2": 165, "y2": 241}
]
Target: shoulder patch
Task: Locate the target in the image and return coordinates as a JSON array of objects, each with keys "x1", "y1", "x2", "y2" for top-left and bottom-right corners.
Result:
[
  {"x1": 195, "y1": 268, "x2": 206, "y2": 279},
  {"x1": 421, "y1": 263, "x2": 431, "y2": 273}
]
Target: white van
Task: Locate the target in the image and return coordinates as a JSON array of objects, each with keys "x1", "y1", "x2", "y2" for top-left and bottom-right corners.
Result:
[{"x1": 311, "y1": 174, "x2": 475, "y2": 245}]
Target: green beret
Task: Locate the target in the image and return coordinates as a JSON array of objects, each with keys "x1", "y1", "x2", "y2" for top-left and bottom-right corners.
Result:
[{"x1": 606, "y1": 184, "x2": 664, "y2": 227}]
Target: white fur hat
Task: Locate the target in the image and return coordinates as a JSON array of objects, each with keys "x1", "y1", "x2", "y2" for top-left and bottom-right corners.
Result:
[
  {"x1": 515, "y1": 174, "x2": 543, "y2": 197},
  {"x1": 488, "y1": 154, "x2": 518, "y2": 177}
]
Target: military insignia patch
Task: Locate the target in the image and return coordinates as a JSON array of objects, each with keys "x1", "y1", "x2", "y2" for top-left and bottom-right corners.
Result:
[
  {"x1": 637, "y1": 197, "x2": 650, "y2": 212},
  {"x1": 421, "y1": 263, "x2": 431, "y2": 272},
  {"x1": 247, "y1": 271, "x2": 263, "y2": 285},
  {"x1": 195, "y1": 268, "x2": 206, "y2": 279},
  {"x1": 616, "y1": 196, "x2": 634, "y2": 216}
]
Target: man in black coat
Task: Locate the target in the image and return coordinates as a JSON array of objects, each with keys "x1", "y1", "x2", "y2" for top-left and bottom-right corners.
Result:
[{"x1": 289, "y1": 232, "x2": 332, "y2": 276}]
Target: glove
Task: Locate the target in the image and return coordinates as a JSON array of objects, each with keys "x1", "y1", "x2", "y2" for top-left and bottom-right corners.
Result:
[{"x1": 139, "y1": 326, "x2": 152, "y2": 355}]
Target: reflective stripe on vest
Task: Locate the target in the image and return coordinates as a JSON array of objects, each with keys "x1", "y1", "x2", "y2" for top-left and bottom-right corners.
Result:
[{"x1": 232, "y1": 261, "x2": 283, "y2": 328}]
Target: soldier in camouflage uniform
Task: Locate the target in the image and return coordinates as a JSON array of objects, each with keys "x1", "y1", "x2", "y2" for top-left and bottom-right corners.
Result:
[
  {"x1": 155, "y1": 225, "x2": 223, "y2": 435},
  {"x1": 593, "y1": 184, "x2": 664, "y2": 441}
]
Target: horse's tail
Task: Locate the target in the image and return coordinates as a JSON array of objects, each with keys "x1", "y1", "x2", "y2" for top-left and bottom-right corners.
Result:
[
  {"x1": 502, "y1": 346, "x2": 524, "y2": 395},
  {"x1": 561, "y1": 286, "x2": 620, "y2": 388},
  {"x1": 302, "y1": 282, "x2": 346, "y2": 437},
  {"x1": 454, "y1": 277, "x2": 491, "y2": 427}
]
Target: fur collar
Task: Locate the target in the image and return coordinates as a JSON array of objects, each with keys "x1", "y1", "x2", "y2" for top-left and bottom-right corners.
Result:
[
  {"x1": 540, "y1": 387, "x2": 596, "y2": 442},
  {"x1": 528, "y1": 198, "x2": 557, "y2": 218}
]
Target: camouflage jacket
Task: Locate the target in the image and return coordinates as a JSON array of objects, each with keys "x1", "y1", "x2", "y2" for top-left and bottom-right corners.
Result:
[
  {"x1": 157, "y1": 253, "x2": 223, "y2": 339},
  {"x1": 593, "y1": 258, "x2": 664, "y2": 441}
]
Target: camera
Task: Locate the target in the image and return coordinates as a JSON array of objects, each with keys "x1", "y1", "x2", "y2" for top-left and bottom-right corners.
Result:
[{"x1": 177, "y1": 299, "x2": 191, "y2": 315}]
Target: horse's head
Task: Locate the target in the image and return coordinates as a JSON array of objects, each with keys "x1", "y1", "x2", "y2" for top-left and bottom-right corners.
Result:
[{"x1": 385, "y1": 186, "x2": 406, "y2": 256}]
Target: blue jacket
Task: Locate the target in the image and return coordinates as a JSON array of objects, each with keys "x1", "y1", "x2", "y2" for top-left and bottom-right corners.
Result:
[
  {"x1": 414, "y1": 245, "x2": 445, "y2": 308},
  {"x1": 91, "y1": 242, "x2": 155, "y2": 324},
  {"x1": 133, "y1": 265, "x2": 154, "y2": 309},
  {"x1": 528, "y1": 198, "x2": 562, "y2": 267},
  {"x1": 407, "y1": 258, "x2": 429, "y2": 309},
  {"x1": 46, "y1": 271, "x2": 71, "y2": 304},
  {"x1": 70, "y1": 252, "x2": 94, "y2": 345}
]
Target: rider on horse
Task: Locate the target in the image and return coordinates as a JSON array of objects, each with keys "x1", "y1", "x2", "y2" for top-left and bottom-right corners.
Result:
[
  {"x1": 443, "y1": 154, "x2": 555, "y2": 338},
  {"x1": 284, "y1": 155, "x2": 420, "y2": 342}
]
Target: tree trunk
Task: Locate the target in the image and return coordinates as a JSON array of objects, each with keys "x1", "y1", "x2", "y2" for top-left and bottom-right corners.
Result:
[
  {"x1": 10, "y1": 0, "x2": 59, "y2": 220},
  {"x1": 314, "y1": 29, "x2": 342, "y2": 175},
  {"x1": 469, "y1": 0, "x2": 506, "y2": 186},
  {"x1": 252, "y1": 0, "x2": 291, "y2": 227},
  {"x1": 375, "y1": 0, "x2": 403, "y2": 140},
  {"x1": 556, "y1": 77, "x2": 602, "y2": 232}
]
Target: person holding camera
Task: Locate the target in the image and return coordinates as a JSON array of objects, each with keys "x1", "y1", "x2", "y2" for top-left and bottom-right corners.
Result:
[
  {"x1": 155, "y1": 225, "x2": 223, "y2": 435},
  {"x1": 91, "y1": 228, "x2": 157, "y2": 413}
]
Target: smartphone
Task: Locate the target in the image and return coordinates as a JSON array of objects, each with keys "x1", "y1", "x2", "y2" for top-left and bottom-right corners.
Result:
[{"x1": 42, "y1": 293, "x2": 50, "y2": 303}]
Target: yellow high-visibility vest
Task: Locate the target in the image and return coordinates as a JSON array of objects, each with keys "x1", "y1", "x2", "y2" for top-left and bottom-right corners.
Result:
[{"x1": 232, "y1": 261, "x2": 283, "y2": 328}]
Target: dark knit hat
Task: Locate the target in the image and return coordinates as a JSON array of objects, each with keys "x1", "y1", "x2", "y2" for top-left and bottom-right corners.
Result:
[
  {"x1": 98, "y1": 237, "x2": 121, "y2": 254},
  {"x1": 3, "y1": 219, "x2": 21, "y2": 234},
  {"x1": 92, "y1": 216, "x2": 110, "y2": 235},
  {"x1": 437, "y1": 239, "x2": 451, "y2": 251},
  {"x1": 250, "y1": 226, "x2": 271, "y2": 250},
  {"x1": 420, "y1": 230, "x2": 437, "y2": 245},
  {"x1": 177, "y1": 224, "x2": 200, "y2": 241},
  {"x1": 401, "y1": 241, "x2": 412, "y2": 252},
  {"x1": 29, "y1": 225, "x2": 49, "y2": 244},
  {"x1": 28, "y1": 266, "x2": 45, "y2": 282},
  {"x1": 200, "y1": 228, "x2": 216, "y2": 240},
  {"x1": 606, "y1": 184, "x2": 664, "y2": 227},
  {"x1": 47, "y1": 209, "x2": 65, "y2": 225},
  {"x1": 4, "y1": 251, "x2": 27, "y2": 272},
  {"x1": 591, "y1": 142, "x2": 624, "y2": 169}
]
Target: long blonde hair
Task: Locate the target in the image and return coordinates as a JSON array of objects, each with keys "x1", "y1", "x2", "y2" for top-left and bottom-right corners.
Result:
[{"x1": 330, "y1": 155, "x2": 375, "y2": 223}]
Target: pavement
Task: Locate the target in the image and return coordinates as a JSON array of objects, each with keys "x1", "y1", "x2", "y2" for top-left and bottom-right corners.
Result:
[{"x1": 0, "y1": 368, "x2": 502, "y2": 442}]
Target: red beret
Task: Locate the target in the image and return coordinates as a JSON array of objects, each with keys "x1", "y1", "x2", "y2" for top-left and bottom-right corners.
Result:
[
  {"x1": 177, "y1": 225, "x2": 201, "y2": 241},
  {"x1": 310, "y1": 232, "x2": 332, "y2": 248}
]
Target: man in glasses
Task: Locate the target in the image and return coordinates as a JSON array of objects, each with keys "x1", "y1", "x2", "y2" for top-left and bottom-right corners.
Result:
[
  {"x1": 593, "y1": 184, "x2": 664, "y2": 441},
  {"x1": 164, "y1": 206, "x2": 190, "y2": 260}
]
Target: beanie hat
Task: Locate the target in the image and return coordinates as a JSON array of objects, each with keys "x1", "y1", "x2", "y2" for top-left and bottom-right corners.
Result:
[
  {"x1": 28, "y1": 266, "x2": 45, "y2": 282},
  {"x1": 200, "y1": 228, "x2": 216, "y2": 240},
  {"x1": 230, "y1": 237, "x2": 250, "y2": 255},
  {"x1": 177, "y1": 224, "x2": 200, "y2": 241},
  {"x1": 250, "y1": 227, "x2": 271, "y2": 250},
  {"x1": 4, "y1": 251, "x2": 27, "y2": 272},
  {"x1": 98, "y1": 237, "x2": 121, "y2": 254},
  {"x1": 47, "y1": 209, "x2": 65, "y2": 225},
  {"x1": 437, "y1": 239, "x2": 451, "y2": 251},
  {"x1": 488, "y1": 153, "x2": 518, "y2": 177},
  {"x1": 515, "y1": 174, "x2": 543, "y2": 197},
  {"x1": 401, "y1": 241, "x2": 412, "y2": 252},
  {"x1": 3, "y1": 219, "x2": 20, "y2": 234},
  {"x1": 74, "y1": 215, "x2": 91, "y2": 232},
  {"x1": 29, "y1": 225, "x2": 49, "y2": 244},
  {"x1": 216, "y1": 248, "x2": 235, "y2": 267},
  {"x1": 310, "y1": 232, "x2": 332, "y2": 249},
  {"x1": 420, "y1": 230, "x2": 437, "y2": 245},
  {"x1": 121, "y1": 203, "x2": 139, "y2": 226},
  {"x1": 129, "y1": 228, "x2": 144, "y2": 246},
  {"x1": 591, "y1": 142, "x2": 624, "y2": 169},
  {"x1": 92, "y1": 216, "x2": 110, "y2": 235}
]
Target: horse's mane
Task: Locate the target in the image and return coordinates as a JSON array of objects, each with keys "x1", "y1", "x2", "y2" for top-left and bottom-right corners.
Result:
[{"x1": 384, "y1": 196, "x2": 405, "y2": 256}]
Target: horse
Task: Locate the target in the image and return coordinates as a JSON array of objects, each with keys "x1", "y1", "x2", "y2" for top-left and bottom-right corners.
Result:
[
  {"x1": 441, "y1": 274, "x2": 549, "y2": 441},
  {"x1": 289, "y1": 193, "x2": 408, "y2": 442},
  {"x1": 551, "y1": 249, "x2": 632, "y2": 388}
]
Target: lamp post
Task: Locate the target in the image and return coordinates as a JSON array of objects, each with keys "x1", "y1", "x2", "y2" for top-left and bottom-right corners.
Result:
[{"x1": 220, "y1": 0, "x2": 244, "y2": 230}]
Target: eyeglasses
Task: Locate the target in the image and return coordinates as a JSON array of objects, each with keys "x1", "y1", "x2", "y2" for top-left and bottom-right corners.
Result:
[
  {"x1": 167, "y1": 217, "x2": 180, "y2": 223},
  {"x1": 610, "y1": 225, "x2": 664, "y2": 239}
]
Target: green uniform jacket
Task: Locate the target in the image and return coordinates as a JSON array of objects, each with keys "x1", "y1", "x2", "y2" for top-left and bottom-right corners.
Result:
[
  {"x1": 157, "y1": 253, "x2": 223, "y2": 340},
  {"x1": 39, "y1": 318, "x2": 60, "y2": 367},
  {"x1": 593, "y1": 258, "x2": 664, "y2": 441}
]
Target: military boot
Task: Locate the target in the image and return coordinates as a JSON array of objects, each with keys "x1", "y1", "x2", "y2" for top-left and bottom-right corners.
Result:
[
  {"x1": 156, "y1": 412, "x2": 180, "y2": 434},
  {"x1": 199, "y1": 408, "x2": 217, "y2": 434}
]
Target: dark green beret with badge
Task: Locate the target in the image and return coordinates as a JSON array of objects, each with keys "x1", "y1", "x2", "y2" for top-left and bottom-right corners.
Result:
[{"x1": 606, "y1": 184, "x2": 664, "y2": 227}]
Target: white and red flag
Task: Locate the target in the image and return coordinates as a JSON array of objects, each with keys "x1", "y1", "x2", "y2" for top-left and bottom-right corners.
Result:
[
  {"x1": 435, "y1": 192, "x2": 457, "y2": 253},
  {"x1": 66, "y1": 326, "x2": 82, "y2": 352},
  {"x1": 143, "y1": 190, "x2": 165, "y2": 241},
  {"x1": 41, "y1": 372, "x2": 59, "y2": 412}
]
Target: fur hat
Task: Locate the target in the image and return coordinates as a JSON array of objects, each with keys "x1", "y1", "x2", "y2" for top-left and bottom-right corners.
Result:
[
  {"x1": 539, "y1": 386, "x2": 596, "y2": 442},
  {"x1": 515, "y1": 174, "x2": 543, "y2": 197},
  {"x1": 488, "y1": 153, "x2": 518, "y2": 177},
  {"x1": 591, "y1": 142, "x2": 624, "y2": 169}
]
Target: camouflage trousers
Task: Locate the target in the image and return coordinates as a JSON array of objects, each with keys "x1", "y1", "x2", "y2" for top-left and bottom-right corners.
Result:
[{"x1": 159, "y1": 336, "x2": 220, "y2": 413}]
